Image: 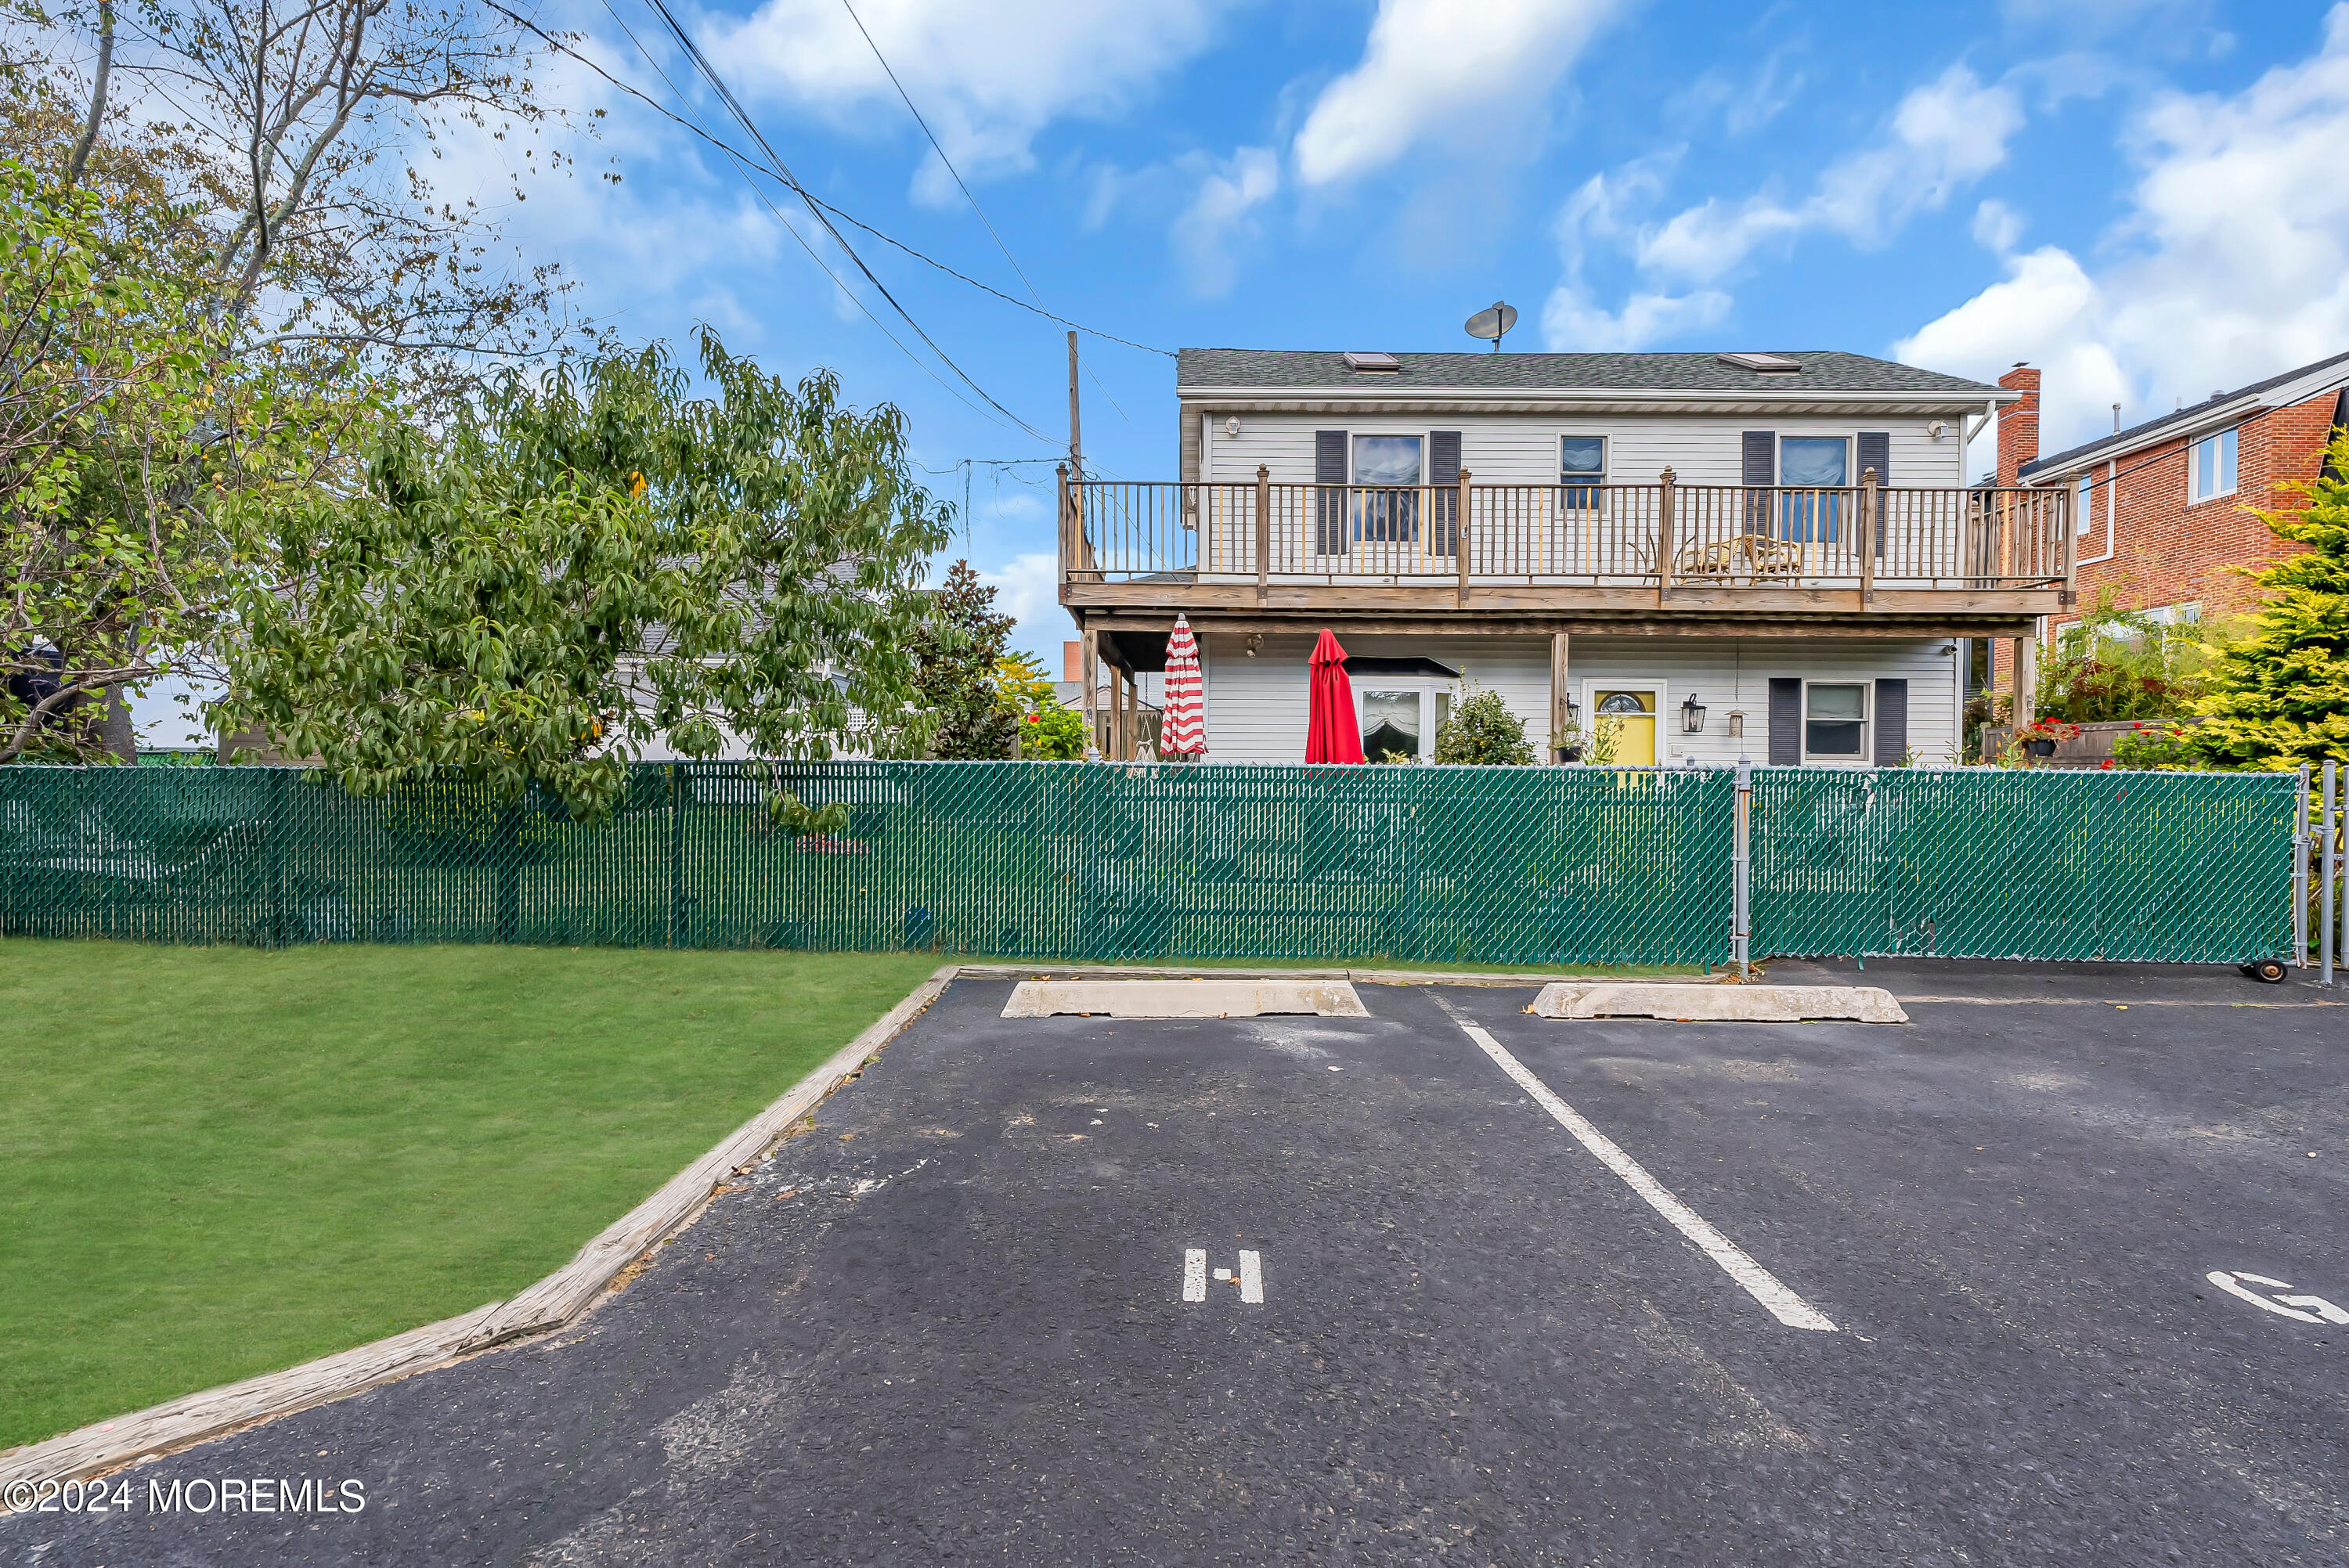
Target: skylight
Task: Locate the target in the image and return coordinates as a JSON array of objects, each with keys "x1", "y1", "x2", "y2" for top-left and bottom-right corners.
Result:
[
  {"x1": 1717, "y1": 352, "x2": 1802, "y2": 373},
  {"x1": 1342, "y1": 351, "x2": 1399, "y2": 373}
]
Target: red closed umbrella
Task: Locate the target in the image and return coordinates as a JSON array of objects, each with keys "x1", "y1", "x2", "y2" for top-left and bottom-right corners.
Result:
[{"x1": 1304, "y1": 629, "x2": 1365, "y2": 764}]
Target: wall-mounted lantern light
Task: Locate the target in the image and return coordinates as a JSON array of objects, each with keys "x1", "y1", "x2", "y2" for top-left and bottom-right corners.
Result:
[
  {"x1": 1681, "y1": 693, "x2": 1706, "y2": 734},
  {"x1": 1223, "y1": 416, "x2": 1242, "y2": 438}
]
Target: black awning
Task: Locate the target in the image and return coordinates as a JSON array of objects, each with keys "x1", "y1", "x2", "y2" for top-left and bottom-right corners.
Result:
[{"x1": 1343, "y1": 656, "x2": 1460, "y2": 678}]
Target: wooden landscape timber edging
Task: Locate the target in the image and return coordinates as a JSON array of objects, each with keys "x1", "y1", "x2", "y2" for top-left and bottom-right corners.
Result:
[{"x1": 0, "y1": 963, "x2": 960, "y2": 1499}]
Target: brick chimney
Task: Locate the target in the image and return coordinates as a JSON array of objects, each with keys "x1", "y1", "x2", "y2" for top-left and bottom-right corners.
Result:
[
  {"x1": 1063, "y1": 640, "x2": 1083, "y2": 683},
  {"x1": 1997, "y1": 363, "x2": 2040, "y2": 486}
]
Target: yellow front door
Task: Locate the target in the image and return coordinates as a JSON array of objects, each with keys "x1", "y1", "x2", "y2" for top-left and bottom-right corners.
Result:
[{"x1": 1594, "y1": 690, "x2": 1657, "y2": 766}]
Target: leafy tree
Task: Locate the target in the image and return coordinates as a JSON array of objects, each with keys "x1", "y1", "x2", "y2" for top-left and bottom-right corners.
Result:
[
  {"x1": 2192, "y1": 440, "x2": 2349, "y2": 771},
  {"x1": 217, "y1": 330, "x2": 952, "y2": 819},
  {"x1": 0, "y1": 160, "x2": 271, "y2": 765},
  {"x1": 1433, "y1": 681, "x2": 1534, "y2": 766},
  {"x1": 908, "y1": 561, "x2": 1019, "y2": 760}
]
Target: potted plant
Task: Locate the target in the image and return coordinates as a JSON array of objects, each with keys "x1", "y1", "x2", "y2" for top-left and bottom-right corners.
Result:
[{"x1": 2012, "y1": 717, "x2": 2083, "y2": 758}]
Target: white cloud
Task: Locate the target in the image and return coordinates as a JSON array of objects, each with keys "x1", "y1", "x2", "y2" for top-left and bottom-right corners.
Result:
[
  {"x1": 1541, "y1": 161, "x2": 1730, "y2": 349},
  {"x1": 1900, "y1": 5, "x2": 2349, "y2": 449},
  {"x1": 1638, "y1": 65, "x2": 2025, "y2": 284},
  {"x1": 1291, "y1": 0, "x2": 1629, "y2": 187},
  {"x1": 1971, "y1": 198, "x2": 2026, "y2": 254},
  {"x1": 1173, "y1": 147, "x2": 1279, "y2": 297},
  {"x1": 980, "y1": 552, "x2": 1070, "y2": 662},
  {"x1": 1543, "y1": 285, "x2": 1732, "y2": 351},
  {"x1": 704, "y1": 0, "x2": 1232, "y2": 196}
]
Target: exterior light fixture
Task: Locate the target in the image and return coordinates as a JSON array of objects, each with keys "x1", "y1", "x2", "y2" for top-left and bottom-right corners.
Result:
[
  {"x1": 1727, "y1": 710, "x2": 1745, "y2": 740},
  {"x1": 1245, "y1": 633, "x2": 1263, "y2": 658},
  {"x1": 1681, "y1": 694, "x2": 1706, "y2": 734},
  {"x1": 1223, "y1": 416, "x2": 1242, "y2": 438}
]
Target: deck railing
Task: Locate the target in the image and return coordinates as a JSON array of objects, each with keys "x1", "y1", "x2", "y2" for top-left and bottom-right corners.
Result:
[{"x1": 1060, "y1": 469, "x2": 2072, "y2": 596}]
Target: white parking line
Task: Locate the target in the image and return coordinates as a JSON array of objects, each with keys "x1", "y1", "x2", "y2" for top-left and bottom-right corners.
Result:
[
  {"x1": 1183, "y1": 1249, "x2": 1207, "y2": 1303},
  {"x1": 1437, "y1": 1000, "x2": 1837, "y2": 1333},
  {"x1": 1238, "y1": 1249, "x2": 1264, "y2": 1304}
]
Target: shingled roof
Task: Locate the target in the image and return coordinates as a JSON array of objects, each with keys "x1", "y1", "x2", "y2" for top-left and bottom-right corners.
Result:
[
  {"x1": 2021, "y1": 346, "x2": 2349, "y2": 480},
  {"x1": 1175, "y1": 348, "x2": 2001, "y2": 395}
]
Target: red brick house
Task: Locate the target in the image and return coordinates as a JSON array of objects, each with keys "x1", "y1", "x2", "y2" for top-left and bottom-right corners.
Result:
[{"x1": 2012, "y1": 349, "x2": 2349, "y2": 635}]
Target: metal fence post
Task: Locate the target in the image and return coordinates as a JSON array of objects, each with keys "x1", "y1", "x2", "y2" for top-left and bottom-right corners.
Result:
[
  {"x1": 2296, "y1": 762, "x2": 2311, "y2": 967},
  {"x1": 1733, "y1": 757, "x2": 1752, "y2": 980},
  {"x1": 667, "y1": 764, "x2": 684, "y2": 950},
  {"x1": 2326, "y1": 762, "x2": 2338, "y2": 987}
]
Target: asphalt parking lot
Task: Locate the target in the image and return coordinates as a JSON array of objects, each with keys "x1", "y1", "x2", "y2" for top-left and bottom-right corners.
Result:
[{"x1": 8, "y1": 963, "x2": 2348, "y2": 1566}]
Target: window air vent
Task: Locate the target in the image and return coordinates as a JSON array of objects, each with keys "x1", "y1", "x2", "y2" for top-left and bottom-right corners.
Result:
[
  {"x1": 1717, "y1": 351, "x2": 1802, "y2": 374},
  {"x1": 1342, "y1": 351, "x2": 1400, "y2": 373}
]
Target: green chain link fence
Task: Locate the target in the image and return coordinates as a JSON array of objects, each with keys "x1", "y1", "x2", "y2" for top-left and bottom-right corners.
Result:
[{"x1": 0, "y1": 761, "x2": 2296, "y2": 967}]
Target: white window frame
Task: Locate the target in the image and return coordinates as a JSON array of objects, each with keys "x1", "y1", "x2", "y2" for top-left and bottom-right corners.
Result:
[
  {"x1": 2076, "y1": 474, "x2": 2095, "y2": 537},
  {"x1": 1347, "y1": 429, "x2": 1429, "y2": 488},
  {"x1": 1776, "y1": 433, "x2": 1855, "y2": 486},
  {"x1": 1355, "y1": 676, "x2": 1456, "y2": 762},
  {"x1": 1802, "y1": 679, "x2": 1871, "y2": 765},
  {"x1": 2188, "y1": 426, "x2": 2239, "y2": 505},
  {"x1": 1557, "y1": 432, "x2": 1609, "y2": 485}
]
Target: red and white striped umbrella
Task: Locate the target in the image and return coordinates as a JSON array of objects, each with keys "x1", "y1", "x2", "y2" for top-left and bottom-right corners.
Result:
[{"x1": 1159, "y1": 614, "x2": 1205, "y2": 757}]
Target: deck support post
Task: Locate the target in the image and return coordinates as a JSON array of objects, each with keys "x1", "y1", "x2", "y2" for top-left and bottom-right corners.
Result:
[
  {"x1": 1255, "y1": 464, "x2": 1270, "y2": 604},
  {"x1": 1858, "y1": 466, "x2": 1878, "y2": 611},
  {"x1": 1657, "y1": 467, "x2": 1676, "y2": 606},
  {"x1": 1550, "y1": 632, "x2": 1571, "y2": 764},
  {"x1": 1456, "y1": 469, "x2": 1473, "y2": 609},
  {"x1": 1081, "y1": 628, "x2": 1100, "y2": 761}
]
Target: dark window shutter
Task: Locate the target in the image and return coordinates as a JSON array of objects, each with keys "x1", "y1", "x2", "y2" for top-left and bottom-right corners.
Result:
[
  {"x1": 1315, "y1": 429, "x2": 1349, "y2": 556},
  {"x1": 1429, "y1": 430, "x2": 1461, "y2": 555},
  {"x1": 1767, "y1": 678, "x2": 1802, "y2": 765},
  {"x1": 1856, "y1": 431, "x2": 1889, "y2": 485},
  {"x1": 1743, "y1": 431, "x2": 1776, "y2": 533},
  {"x1": 1874, "y1": 678, "x2": 1908, "y2": 765},
  {"x1": 1857, "y1": 432, "x2": 1890, "y2": 556}
]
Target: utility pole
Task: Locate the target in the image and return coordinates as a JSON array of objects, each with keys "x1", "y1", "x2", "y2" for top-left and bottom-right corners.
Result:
[
  {"x1": 962, "y1": 459, "x2": 972, "y2": 557},
  {"x1": 1066, "y1": 330, "x2": 1083, "y2": 482}
]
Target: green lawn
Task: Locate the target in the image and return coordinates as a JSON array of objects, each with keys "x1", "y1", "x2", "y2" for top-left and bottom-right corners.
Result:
[{"x1": 0, "y1": 941, "x2": 940, "y2": 1452}]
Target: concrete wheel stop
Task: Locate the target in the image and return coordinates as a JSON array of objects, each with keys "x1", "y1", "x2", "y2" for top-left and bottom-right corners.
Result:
[
  {"x1": 1001, "y1": 978, "x2": 1369, "y2": 1019},
  {"x1": 1532, "y1": 982, "x2": 1909, "y2": 1024}
]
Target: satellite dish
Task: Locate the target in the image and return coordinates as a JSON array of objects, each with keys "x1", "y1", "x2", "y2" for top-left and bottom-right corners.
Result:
[{"x1": 1464, "y1": 301, "x2": 1517, "y2": 352}]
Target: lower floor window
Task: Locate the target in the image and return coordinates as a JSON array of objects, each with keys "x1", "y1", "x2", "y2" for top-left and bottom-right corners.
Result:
[
  {"x1": 1359, "y1": 686, "x2": 1452, "y2": 761},
  {"x1": 1805, "y1": 682, "x2": 1867, "y2": 759}
]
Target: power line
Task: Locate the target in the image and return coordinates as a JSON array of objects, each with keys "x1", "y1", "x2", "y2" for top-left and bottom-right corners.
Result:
[
  {"x1": 832, "y1": 0, "x2": 1139, "y2": 428},
  {"x1": 637, "y1": 0, "x2": 1052, "y2": 443},
  {"x1": 492, "y1": 0, "x2": 1175, "y2": 360}
]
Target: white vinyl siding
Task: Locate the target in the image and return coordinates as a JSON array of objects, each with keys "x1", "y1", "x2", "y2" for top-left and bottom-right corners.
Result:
[
  {"x1": 1196, "y1": 413, "x2": 1965, "y2": 488},
  {"x1": 1195, "y1": 634, "x2": 1958, "y2": 766}
]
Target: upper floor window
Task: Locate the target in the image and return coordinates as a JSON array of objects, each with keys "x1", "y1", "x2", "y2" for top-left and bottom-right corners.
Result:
[
  {"x1": 1561, "y1": 436, "x2": 1605, "y2": 508},
  {"x1": 1779, "y1": 436, "x2": 1848, "y2": 543},
  {"x1": 2189, "y1": 427, "x2": 2237, "y2": 503},
  {"x1": 2077, "y1": 474, "x2": 2095, "y2": 536},
  {"x1": 1351, "y1": 434, "x2": 1422, "y2": 542}
]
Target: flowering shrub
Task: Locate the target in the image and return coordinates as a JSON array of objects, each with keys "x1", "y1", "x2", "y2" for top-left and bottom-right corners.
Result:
[
  {"x1": 2013, "y1": 718, "x2": 2084, "y2": 744},
  {"x1": 2110, "y1": 719, "x2": 2209, "y2": 771},
  {"x1": 1019, "y1": 704, "x2": 1088, "y2": 760}
]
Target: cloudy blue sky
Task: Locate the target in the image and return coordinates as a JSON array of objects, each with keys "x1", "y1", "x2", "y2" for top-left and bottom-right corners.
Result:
[{"x1": 401, "y1": 0, "x2": 2349, "y2": 662}]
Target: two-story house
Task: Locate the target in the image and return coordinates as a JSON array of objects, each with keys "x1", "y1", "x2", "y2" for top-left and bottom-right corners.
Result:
[
  {"x1": 2012, "y1": 348, "x2": 2349, "y2": 637},
  {"x1": 1061, "y1": 349, "x2": 2069, "y2": 766}
]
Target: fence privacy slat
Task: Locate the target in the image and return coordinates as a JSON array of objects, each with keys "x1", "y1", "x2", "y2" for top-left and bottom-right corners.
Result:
[{"x1": 0, "y1": 762, "x2": 2296, "y2": 968}]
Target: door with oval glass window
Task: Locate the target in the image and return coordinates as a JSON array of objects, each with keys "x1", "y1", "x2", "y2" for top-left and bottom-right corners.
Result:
[{"x1": 1593, "y1": 689, "x2": 1657, "y2": 766}]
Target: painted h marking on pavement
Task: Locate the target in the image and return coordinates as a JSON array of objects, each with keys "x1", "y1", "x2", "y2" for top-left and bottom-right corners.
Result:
[
  {"x1": 1182, "y1": 1248, "x2": 1265, "y2": 1304},
  {"x1": 1436, "y1": 1000, "x2": 1837, "y2": 1333}
]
